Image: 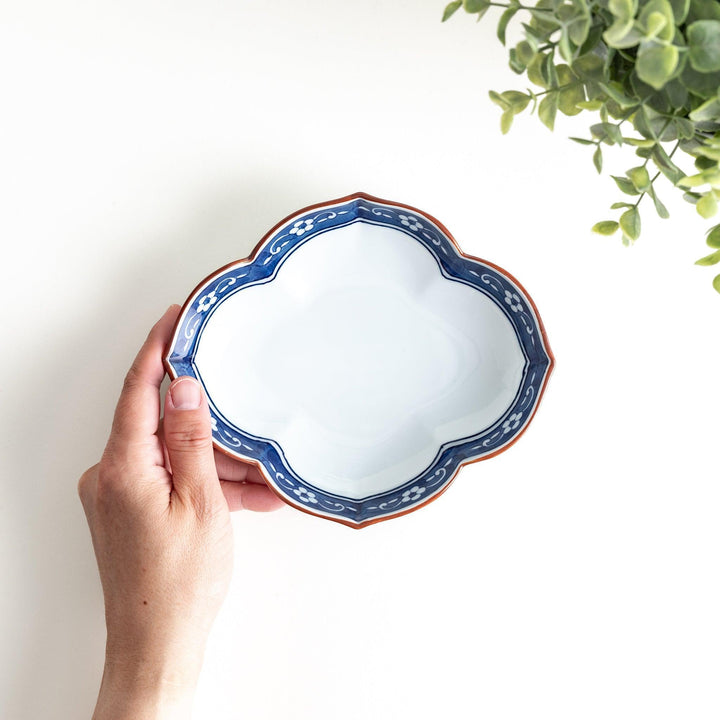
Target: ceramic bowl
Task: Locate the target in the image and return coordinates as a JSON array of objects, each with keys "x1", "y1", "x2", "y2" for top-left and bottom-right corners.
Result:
[{"x1": 165, "y1": 192, "x2": 554, "y2": 527}]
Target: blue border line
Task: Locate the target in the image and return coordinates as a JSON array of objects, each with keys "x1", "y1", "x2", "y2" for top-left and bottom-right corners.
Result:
[{"x1": 168, "y1": 197, "x2": 552, "y2": 523}]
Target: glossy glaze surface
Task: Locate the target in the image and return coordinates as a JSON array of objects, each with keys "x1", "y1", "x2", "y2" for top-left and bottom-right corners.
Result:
[{"x1": 166, "y1": 193, "x2": 553, "y2": 526}]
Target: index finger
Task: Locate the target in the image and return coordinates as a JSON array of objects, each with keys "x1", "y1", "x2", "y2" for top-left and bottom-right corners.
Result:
[{"x1": 109, "y1": 305, "x2": 181, "y2": 448}]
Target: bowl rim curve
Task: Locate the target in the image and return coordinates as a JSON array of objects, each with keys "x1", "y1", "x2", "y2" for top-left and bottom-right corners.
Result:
[{"x1": 163, "y1": 190, "x2": 555, "y2": 529}]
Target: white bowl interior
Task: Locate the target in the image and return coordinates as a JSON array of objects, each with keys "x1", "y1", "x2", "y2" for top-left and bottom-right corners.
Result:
[{"x1": 195, "y1": 222, "x2": 525, "y2": 499}]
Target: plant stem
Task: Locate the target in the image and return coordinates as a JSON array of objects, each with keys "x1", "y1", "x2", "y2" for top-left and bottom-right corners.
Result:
[
  {"x1": 634, "y1": 135, "x2": 680, "y2": 211},
  {"x1": 533, "y1": 81, "x2": 582, "y2": 97},
  {"x1": 487, "y1": 1, "x2": 542, "y2": 9}
]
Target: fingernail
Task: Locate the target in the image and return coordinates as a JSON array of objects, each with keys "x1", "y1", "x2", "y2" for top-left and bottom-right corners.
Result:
[{"x1": 170, "y1": 378, "x2": 202, "y2": 410}]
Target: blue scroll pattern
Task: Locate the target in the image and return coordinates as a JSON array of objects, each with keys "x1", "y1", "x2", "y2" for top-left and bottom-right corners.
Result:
[{"x1": 167, "y1": 196, "x2": 552, "y2": 525}]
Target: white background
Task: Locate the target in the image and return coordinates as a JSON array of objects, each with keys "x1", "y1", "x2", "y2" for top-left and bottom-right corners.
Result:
[{"x1": 1, "y1": 1, "x2": 719, "y2": 718}]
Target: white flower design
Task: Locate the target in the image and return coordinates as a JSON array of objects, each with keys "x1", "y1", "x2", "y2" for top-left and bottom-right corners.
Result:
[
  {"x1": 398, "y1": 214, "x2": 423, "y2": 232},
  {"x1": 502, "y1": 412, "x2": 523, "y2": 434},
  {"x1": 504, "y1": 290, "x2": 524, "y2": 313},
  {"x1": 293, "y1": 486, "x2": 318, "y2": 504},
  {"x1": 210, "y1": 416, "x2": 218, "y2": 432},
  {"x1": 197, "y1": 290, "x2": 218, "y2": 313},
  {"x1": 401, "y1": 486, "x2": 426, "y2": 503},
  {"x1": 289, "y1": 219, "x2": 314, "y2": 237}
]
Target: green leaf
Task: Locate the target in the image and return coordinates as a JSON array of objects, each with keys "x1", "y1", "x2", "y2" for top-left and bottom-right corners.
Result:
[
  {"x1": 652, "y1": 145, "x2": 686, "y2": 185},
  {"x1": 489, "y1": 90, "x2": 510, "y2": 110},
  {"x1": 664, "y1": 80, "x2": 689, "y2": 109},
  {"x1": 713, "y1": 273, "x2": 720, "y2": 293},
  {"x1": 501, "y1": 90, "x2": 532, "y2": 112},
  {"x1": 689, "y1": 96, "x2": 720, "y2": 123},
  {"x1": 635, "y1": 105, "x2": 676, "y2": 141},
  {"x1": 604, "y1": 18, "x2": 644, "y2": 48},
  {"x1": 508, "y1": 48, "x2": 527, "y2": 74},
  {"x1": 681, "y1": 65, "x2": 720, "y2": 99},
  {"x1": 500, "y1": 110, "x2": 514, "y2": 134},
  {"x1": 609, "y1": 0, "x2": 637, "y2": 21},
  {"x1": 555, "y1": 63, "x2": 576, "y2": 85},
  {"x1": 696, "y1": 144, "x2": 720, "y2": 162},
  {"x1": 624, "y1": 137, "x2": 656, "y2": 147},
  {"x1": 543, "y1": 53, "x2": 558, "y2": 87},
  {"x1": 568, "y1": 15, "x2": 591, "y2": 47},
  {"x1": 680, "y1": 168, "x2": 720, "y2": 187},
  {"x1": 611, "y1": 201, "x2": 635, "y2": 209},
  {"x1": 634, "y1": 105, "x2": 655, "y2": 139},
  {"x1": 528, "y1": 7, "x2": 562, "y2": 28},
  {"x1": 643, "y1": 11, "x2": 668, "y2": 39},
  {"x1": 673, "y1": 117, "x2": 696, "y2": 140},
  {"x1": 579, "y1": 23, "x2": 605, "y2": 55},
  {"x1": 636, "y1": 43, "x2": 679, "y2": 90},
  {"x1": 559, "y1": 81, "x2": 585, "y2": 115},
  {"x1": 557, "y1": 28, "x2": 571, "y2": 63},
  {"x1": 627, "y1": 165, "x2": 651, "y2": 191},
  {"x1": 687, "y1": 20, "x2": 720, "y2": 72},
  {"x1": 612, "y1": 175, "x2": 641, "y2": 195},
  {"x1": 697, "y1": 191, "x2": 719, "y2": 217},
  {"x1": 529, "y1": 0, "x2": 561, "y2": 34},
  {"x1": 463, "y1": 0, "x2": 491, "y2": 11},
  {"x1": 679, "y1": 172, "x2": 709, "y2": 187},
  {"x1": 706, "y1": 224, "x2": 720, "y2": 247},
  {"x1": 570, "y1": 137, "x2": 595, "y2": 145},
  {"x1": 631, "y1": 71, "x2": 669, "y2": 105},
  {"x1": 695, "y1": 156, "x2": 717, "y2": 170},
  {"x1": 598, "y1": 82, "x2": 638, "y2": 108},
  {"x1": 572, "y1": 53, "x2": 605, "y2": 82},
  {"x1": 683, "y1": 191, "x2": 702, "y2": 204},
  {"x1": 593, "y1": 145, "x2": 603, "y2": 173},
  {"x1": 648, "y1": 186, "x2": 671, "y2": 218},
  {"x1": 689, "y1": 0, "x2": 720, "y2": 27},
  {"x1": 442, "y1": 0, "x2": 463, "y2": 21},
  {"x1": 516, "y1": 40, "x2": 536, "y2": 66},
  {"x1": 592, "y1": 220, "x2": 620, "y2": 235},
  {"x1": 527, "y1": 54, "x2": 549, "y2": 88},
  {"x1": 497, "y1": 7, "x2": 519, "y2": 44},
  {"x1": 694, "y1": 249, "x2": 720, "y2": 264},
  {"x1": 577, "y1": 99, "x2": 604, "y2": 110},
  {"x1": 669, "y1": 0, "x2": 691, "y2": 24},
  {"x1": 538, "y1": 93, "x2": 558, "y2": 130},
  {"x1": 620, "y1": 207, "x2": 642, "y2": 240},
  {"x1": 639, "y1": 0, "x2": 675, "y2": 42},
  {"x1": 521, "y1": 21, "x2": 543, "y2": 44},
  {"x1": 591, "y1": 122, "x2": 623, "y2": 145}
]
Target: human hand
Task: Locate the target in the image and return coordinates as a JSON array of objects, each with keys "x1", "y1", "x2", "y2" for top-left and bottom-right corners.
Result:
[{"x1": 78, "y1": 305, "x2": 284, "y2": 719}]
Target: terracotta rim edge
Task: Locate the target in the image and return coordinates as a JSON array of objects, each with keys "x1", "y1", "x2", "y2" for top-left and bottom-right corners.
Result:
[{"x1": 162, "y1": 191, "x2": 555, "y2": 529}]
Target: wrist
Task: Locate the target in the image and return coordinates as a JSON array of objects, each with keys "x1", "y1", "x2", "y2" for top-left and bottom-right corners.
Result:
[{"x1": 93, "y1": 645, "x2": 206, "y2": 720}]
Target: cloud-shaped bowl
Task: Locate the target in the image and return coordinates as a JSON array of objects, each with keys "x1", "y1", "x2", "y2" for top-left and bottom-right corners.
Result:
[{"x1": 165, "y1": 192, "x2": 554, "y2": 527}]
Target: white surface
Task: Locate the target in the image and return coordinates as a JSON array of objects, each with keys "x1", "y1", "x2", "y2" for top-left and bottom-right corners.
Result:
[
  {"x1": 1, "y1": 1, "x2": 719, "y2": 719},
  {"x1": 195, "y1": 220, "x2": 525, "y2": 498}
]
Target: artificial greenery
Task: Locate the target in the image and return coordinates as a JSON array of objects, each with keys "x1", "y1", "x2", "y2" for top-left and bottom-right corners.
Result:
[{"x1": 443, "y1": 0, "x2": 720, "y2": 293}]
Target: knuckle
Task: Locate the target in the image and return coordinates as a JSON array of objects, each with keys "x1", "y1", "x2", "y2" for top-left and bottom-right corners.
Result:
[
  {"x1": 94, "y1": 457, "x2": 125, "y2": 506},
  {"x1": 165, "y1": 420, "x2": 212, "y2": 451},
  {"x1": 190, "y1": 494, "x2": 215, "y2": 523},
  {"x1": 191, "y1": 492, "x2": 225, "y2": 526},
  {"x1": 97, "y1": 454, "x2": 115, "y2": 483},
  {"x1": 77, "y1": 464, "x2": 98, "y2": 502},
  {"x1": 121, "y1": 364, "x2": 142, "y2": 394}
]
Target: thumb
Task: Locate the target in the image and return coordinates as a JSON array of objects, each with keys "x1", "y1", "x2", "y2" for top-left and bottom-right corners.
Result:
[{"x1": 164, "y1": 377, "x2": 221, "y2": 508}]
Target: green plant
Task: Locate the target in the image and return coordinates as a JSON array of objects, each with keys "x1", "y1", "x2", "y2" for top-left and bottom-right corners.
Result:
[{"x1": 443, "y1": 0, "x2": 720, "y2": 293}]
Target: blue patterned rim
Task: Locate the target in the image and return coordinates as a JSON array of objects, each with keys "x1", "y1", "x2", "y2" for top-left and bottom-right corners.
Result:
[{"x1": 166, "y1": 193, "x2": 553, "y2": 527}]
